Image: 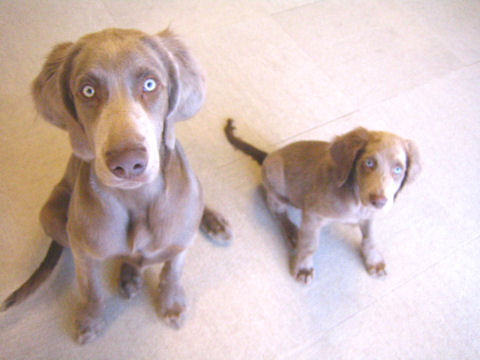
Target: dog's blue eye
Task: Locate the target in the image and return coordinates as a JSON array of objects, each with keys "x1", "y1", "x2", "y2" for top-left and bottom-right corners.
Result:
[
  {"x1": 365, "y1": 159, "x2": 375, "y2": 168},
  {"x1": 143, "y1": 79, "x2": 157, "y2": 92},
  {"x1": 82, "y1": 85, "x2": 95, "y2": 98},
  {"x1": 393, "y1": 166, "x2": 403, "y2": 175}
]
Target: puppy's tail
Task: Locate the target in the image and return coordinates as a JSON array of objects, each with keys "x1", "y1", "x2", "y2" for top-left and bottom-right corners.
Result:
[
  {"x1": 224, "y1": 119, "x2": 268, "y2": 165},
  {"x1": 0, "y1": 241, "x2": 63, "y2": 312}
]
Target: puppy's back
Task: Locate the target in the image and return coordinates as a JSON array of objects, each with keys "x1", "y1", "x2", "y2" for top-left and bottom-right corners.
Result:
[{"x1": 262, "y1": 141, "x2": 331, "y2": 208}]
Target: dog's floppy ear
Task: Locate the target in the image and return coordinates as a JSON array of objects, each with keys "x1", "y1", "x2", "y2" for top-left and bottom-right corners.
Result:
[
  {"x1": 403, "y1": 140, "x2": 421, "y2": 184},
  {"x1": 330, "y1": 127, "x2": 369, "y2": 187},
  {"x1": 31, "y1": 42, "x2": 94, "y2": 161},
  {"x1": 145, "y1": 29, "x2": 206, "y2": 153},
  {"x1": 396, "y1": 139, "x2": 421, "y2": 197}
]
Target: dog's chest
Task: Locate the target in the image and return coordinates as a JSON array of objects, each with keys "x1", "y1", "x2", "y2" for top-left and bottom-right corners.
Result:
[
  {"x1": 336, "y1": 204, "x2": 375, "y2": 224},
  {"x1": 113, "y1": 182, "x2": 170, "y2": 254},
  {"x1": 126, "y1": 199, "x2": 171, "y2": 254}
]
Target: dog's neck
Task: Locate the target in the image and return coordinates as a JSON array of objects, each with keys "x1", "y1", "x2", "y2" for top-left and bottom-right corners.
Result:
[{"x1": 88, "y1": 161, "x2": 166, "y2": 213}]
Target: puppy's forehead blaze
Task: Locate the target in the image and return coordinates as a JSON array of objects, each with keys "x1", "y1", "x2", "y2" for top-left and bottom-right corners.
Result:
[{"x1": 363, "y1": 134, "x2": 407, "y2": 166}]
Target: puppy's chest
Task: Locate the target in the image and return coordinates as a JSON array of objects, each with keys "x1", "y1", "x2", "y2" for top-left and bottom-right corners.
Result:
[{"x1": 334, "y1": 204, "x2": 375, "y2": 224}]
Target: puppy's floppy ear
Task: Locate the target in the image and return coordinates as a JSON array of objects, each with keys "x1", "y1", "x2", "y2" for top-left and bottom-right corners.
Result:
[
  {"x1": 31, "y1": 42, "x2": 94, "y2": 161},
  {"x1": 330, "y1": 127, "x2": 369, "y2": 187},
  {"x1": 403, "y1": 140, "x2": 421, "y2": 184},
  {"x1": 396, "y1": 139, "x2": 421, "y2": 197},
  {"x1": 145, "y1": 29, "x2": 206, "y2": 153}
]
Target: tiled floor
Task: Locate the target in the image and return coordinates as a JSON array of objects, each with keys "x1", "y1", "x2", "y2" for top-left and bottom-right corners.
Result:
[{"x1": 1, "y1": 1, "x2": 479, "y2": 359}]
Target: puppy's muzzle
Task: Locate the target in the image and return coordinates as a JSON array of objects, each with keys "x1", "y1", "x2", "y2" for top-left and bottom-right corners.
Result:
[
  {"x1": 105, "y1": 145, "x2": 148, "y2": 180},
  {"x1": 369, "y1": 193, "x2": 388, "y2": 209}
]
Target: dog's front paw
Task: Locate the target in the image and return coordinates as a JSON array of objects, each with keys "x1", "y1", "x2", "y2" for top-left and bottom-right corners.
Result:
[
  {"x1": 295, "y1": 267, "x2": 315, "y2": 285},
  {"x1": 75, "y1": 306, "x2": 105, "y2": 345},
  {"x1": 361, "y1": 247, "x2": 387, "y2": 278},
  {"x1": 293, "y1": 256, "x2": 315, "y2": 285},
  {"x1": 157, "y1": 283, "x2": 187, "y2": 329},
  {"x1": 119, "y1": 262, "x2": 143, "y2": 299},
  {"x1": 200, "y1": 207, "x2": 233, "y2": 245}
]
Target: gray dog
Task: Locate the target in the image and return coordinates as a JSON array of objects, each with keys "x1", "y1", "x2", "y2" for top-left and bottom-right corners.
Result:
[{"x1": 1, "y1": 28, "x2": 231, "y2": 344}]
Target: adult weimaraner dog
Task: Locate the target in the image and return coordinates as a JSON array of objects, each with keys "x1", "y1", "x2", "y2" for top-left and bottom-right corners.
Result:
[
  {"x1": 225, "y1": 119, "x2": 420, "y2": 284},
  {"x1": 1, "y1": 28, "x2": 232, "y2": 344}
]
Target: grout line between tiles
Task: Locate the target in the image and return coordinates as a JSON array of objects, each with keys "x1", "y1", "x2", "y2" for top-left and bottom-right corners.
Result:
[
  {"x1": 267, "y1": 1, "x2": 321, "y2": 16},
  {"x1": 272, "y1": 110, "x2": 360, "y2": 147},
  {"x1": 389, "y1": 233, "x2": 480, "y2": 296},
  {"x1": 281, "y1": 297, "x2": 381, "y2": 359}
]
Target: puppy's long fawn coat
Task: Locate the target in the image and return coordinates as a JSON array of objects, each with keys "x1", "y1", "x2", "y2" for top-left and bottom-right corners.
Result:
[
  {"x1": 1, "y1": 28, "x2": 232, "y2": 344},
  {"x1": 225, "y1": 119, "x2": 420, "y2": 284}
]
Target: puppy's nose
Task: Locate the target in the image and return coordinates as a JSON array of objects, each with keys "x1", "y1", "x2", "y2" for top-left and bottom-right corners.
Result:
[
  {"x1": 369, "y1": 194, "x2": 388, "y2": 209},
  {"x1": 105, "y1": 146, "x2": 147, "y2": 179}
]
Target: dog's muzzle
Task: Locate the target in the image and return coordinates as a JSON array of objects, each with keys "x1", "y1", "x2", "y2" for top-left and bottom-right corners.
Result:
[{"x1": 105, "y1": 145, "x2": 148, "y2": 180}]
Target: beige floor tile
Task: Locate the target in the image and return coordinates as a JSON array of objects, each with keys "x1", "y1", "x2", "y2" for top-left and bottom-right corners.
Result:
[
  {"x1": 100, "y1": 0, "x2": 265, "y2": 37},
  {"x1": 396, "y1": 0, "x2": 480, "y2": 64},
  {"x1": 274, "y1": 0, "x2": 462, "y2": 109},
  {"x1": 175, "y1": 15, "x2": 353, "y2": 172}
]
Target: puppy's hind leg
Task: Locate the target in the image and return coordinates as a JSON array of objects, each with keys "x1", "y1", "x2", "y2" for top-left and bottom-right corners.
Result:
[
  {"x1": 200, "y1": 206, "x2": 233, "y2": 245},
  {"x1": 265, "y1": 190, "x2": 298, "y2": 249}
]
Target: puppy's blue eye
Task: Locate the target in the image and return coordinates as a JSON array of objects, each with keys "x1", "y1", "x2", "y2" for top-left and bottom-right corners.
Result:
[
  {"x1": 365, "y1": 159, "x2": 375, "y2": 168},
  {"x1": 393, "y1": 166, "x2": 403, "y2": 175},
  {"x1": 82, "y1": 85, "x2": 95, "y2": 98},
  {"x1": 143, "y1": 79, "x2": 157, "y2": 92}
]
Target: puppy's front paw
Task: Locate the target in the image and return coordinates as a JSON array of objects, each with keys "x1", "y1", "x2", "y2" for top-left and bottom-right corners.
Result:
[
  {"x1": 366, "y1": 261, "x2": 386, "y2": 277},
  {"x1": 200, "y1": 208, "x2": 233, "y2": 245},
  {"x1": 119, "y1": 262, "x2": 143, "y2": 300},
  {"x1": 293, "y1": 256, "x2": 315, "y2": 285},
  {"x1": 75, "y1": 306, "x2": 105, "y2": 345},
  {"x1": 361, "y1": 247, "x2": 387, "y2": 278},
  {"x1": 157, "y1": 283, "x2": 187, "y2": 329},
  {"x1": 295, "y1": 267, "x2": 315, "y2": 285}
]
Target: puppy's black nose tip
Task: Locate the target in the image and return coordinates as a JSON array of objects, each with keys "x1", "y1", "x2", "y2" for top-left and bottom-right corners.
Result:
[
  {"x1": 369, "y1": 194, "x2": 387, "y2": 209},
  {"x1": 105, "y1": 146, "x2": 147, "y2": 179}
]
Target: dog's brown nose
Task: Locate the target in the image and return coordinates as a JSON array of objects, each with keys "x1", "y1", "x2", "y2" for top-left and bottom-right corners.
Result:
[
  {"x1": 105, "y1": 146, "x2": 147, "y2": 179},
  {"x1": 369, "y1": 194, "x2": 387, "y2": 209}
]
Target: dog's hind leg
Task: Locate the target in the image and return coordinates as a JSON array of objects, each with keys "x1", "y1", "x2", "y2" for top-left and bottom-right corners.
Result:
[
  {"x1": 292, "y1": 212, "x2": 324, "y2": 285},
  {"x1": 265, "y1": 190, "x2": 298, "y2": 249},
  {"x1": 40, "y1": 156, "x2": 79, "y2": 247},
  {"x1": 40, "y1": 181, "x2": 70, "y2": 247}
]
